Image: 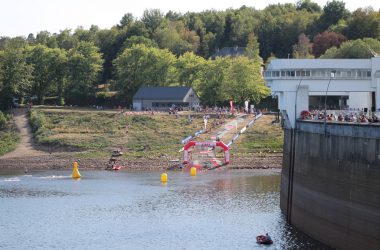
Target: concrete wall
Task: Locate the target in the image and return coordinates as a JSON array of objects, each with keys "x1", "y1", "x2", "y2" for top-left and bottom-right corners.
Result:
[{"x1": 281, "y1": 121, "x2": 380, "y2": 250}]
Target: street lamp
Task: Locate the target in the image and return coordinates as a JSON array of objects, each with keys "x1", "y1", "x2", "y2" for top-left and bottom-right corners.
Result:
[{"x1": 324, "y1": 70, "x2": 336, "y2": 134}]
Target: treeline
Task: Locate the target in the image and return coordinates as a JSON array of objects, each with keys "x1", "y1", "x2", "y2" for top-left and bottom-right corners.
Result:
[{"x1": 0, "y1": 0, "x2": 380, "y2": 109}]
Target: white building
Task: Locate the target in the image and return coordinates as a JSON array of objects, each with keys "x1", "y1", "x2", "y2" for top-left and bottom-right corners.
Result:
[{"x1": 264, "y1": 58, "x2": 380, "y2": 127}]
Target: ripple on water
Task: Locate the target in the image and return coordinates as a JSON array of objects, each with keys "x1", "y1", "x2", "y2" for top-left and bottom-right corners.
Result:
[
  {"x1": 0, "y1": 187, "x2": 73, "y2": 198},
  {"x1": 0, "y1": 177, "x2": 21, "y2": 182}
]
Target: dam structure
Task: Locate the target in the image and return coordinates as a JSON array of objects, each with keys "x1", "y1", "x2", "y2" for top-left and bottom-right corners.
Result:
[{"x1": 265, "y1": 58, "x2": 380, "y2": 250}]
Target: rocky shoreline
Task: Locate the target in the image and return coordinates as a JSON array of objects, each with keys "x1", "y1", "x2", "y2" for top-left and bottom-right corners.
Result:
[{"x1": 0, "y1": 153, "x2": 283, "y2": 171}]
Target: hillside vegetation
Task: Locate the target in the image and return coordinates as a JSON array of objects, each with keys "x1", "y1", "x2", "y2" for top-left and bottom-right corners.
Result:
[{"x1": 29, "y1": 107, "x2": 283, "y2": 160}]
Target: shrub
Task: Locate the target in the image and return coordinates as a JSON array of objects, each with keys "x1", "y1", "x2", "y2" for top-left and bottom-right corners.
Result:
[
  {"x1": 29, "y1": 110, "x2": 47, "y2": 132},
  {"x1": 0, "y1": 111, "x2": 7, "y2": 128}
]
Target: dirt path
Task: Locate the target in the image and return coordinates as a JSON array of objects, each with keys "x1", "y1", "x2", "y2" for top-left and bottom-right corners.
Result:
[{"x1": 0, "y1": 108, "x2": 47, "y2": 159}]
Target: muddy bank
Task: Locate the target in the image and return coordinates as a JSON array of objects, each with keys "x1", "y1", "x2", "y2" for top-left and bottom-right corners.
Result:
[{"x1": 0, "y1": 153, "x2": 282, "y2": 171}]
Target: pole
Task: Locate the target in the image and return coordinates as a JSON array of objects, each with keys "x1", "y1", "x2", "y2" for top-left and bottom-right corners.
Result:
[{"x1": 324, "y1": 71, "x2": 336, "y2": 135}]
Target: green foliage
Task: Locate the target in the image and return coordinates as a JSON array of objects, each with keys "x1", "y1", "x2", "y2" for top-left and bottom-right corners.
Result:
[
  {"x1": 296, "y1": 0, "x2": 321, "y2": 13},
  {"x1": 0, "y1": 130, "x2": 19, "y2": 156},
  {"x1": 65, "y1": 41, "x2": 103, "y2": 102},
  {"x1": 2, "y1": 3, "x2": 380, "y2": 109},
  {"x1": 154, "y1": 21, "x2": 200, "y2": 55},
  {"x1": 345, "y1": 8, "x2": 380, "y2": 40},
  {"x1": 233, "y1": 115, "x2": 283, "y2": 154},
  {"x1": 318, "y1": 0, "x2": 350, "y2": 30},
  {"x1": 0, "y1": 38, "x2": 33, "y2": 109},
  {"x1": 222, "y1": 57, "x2": 270, "y2": 104},
  {"x1": 0, "y1": 110, "x2": 7, "y2": 128},
  {"x1": 142, "y1": 9, "x2": 164, "y2": 35},
  {"x1": 28, "y1": 108, "x2": 205, "y2": 157},
  {"x1": 27, "y1": 45, "x2": 68, "y2": 104},
  {"x1": 121, "y1": 36, "x2": 157, "y2": 50},
  {"x1": 321, "y1": 38, "x2": 380, "y2": 58},
  {"x1": 176, "y1": 52, "x2": 206, "y2": 87},
  {"x1": 114, "y1": 44, "x2": 176, "y2": 103},
  {"x1": 29, "y1": 109, "x2": 47, "y2": 133}
]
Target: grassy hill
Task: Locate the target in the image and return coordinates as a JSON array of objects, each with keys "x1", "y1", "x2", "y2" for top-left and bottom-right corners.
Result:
[{"x1": 24, "y1": 107, "x2": 283, "y2": 162}]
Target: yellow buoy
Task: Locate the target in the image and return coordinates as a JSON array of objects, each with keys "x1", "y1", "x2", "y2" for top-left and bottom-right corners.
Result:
[
  {"x1": 72, "y1": 161, "x2": 81, "y2": 179},
  {"x1": 161, "y1": 173, "x2": 167, "y2": 183},
  {"x1": 190, "y1": 167, "x2": 197, "y2": 176}
]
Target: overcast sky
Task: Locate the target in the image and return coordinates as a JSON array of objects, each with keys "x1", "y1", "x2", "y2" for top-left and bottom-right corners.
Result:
[{"x1": 1, "y1": 0, "x2": 379, "y2": 37}]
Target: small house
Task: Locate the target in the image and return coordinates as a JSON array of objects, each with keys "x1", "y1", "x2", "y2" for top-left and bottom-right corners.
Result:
[{"x1": 132, "y1": 86, "x2": 200, "y2": 111}]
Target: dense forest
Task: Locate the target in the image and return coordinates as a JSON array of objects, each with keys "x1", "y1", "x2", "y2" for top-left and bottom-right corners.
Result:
[{"x1": 0, "y1": 0, "x2": 380, "y2": 111}]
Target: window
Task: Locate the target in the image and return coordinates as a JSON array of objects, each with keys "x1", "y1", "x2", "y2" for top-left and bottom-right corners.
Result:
[{"x1": 367, "y1": 71, "x2": 371, "y2": 77}]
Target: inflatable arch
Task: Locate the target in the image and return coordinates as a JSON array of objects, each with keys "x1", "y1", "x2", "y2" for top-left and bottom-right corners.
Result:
[{"x1": 183, "y1": 141, "x2": 229, "y2": 165}]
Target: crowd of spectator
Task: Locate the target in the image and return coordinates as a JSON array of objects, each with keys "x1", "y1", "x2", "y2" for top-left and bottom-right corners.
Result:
[{"x1": 300, "y1": 110, "x2": 380, "y2": 124}]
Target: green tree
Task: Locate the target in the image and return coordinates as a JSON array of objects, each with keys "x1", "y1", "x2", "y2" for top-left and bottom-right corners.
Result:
[
  {"x1": 321, "y1": 38, "x2": 380, "y2": 58},
  {"x1": 28, "y1": 45, "x2": 67, "y2": 105},
  {"x1": 141, "y1": 9, "x2": 164, "y2": 36},
  {"x1": 296, "y1": 0, "x2": 321, "y2": 13},
  {"x1": 196, "y1": 58, "x2": 227, "y2": 105},
  {"x1": 114, "y1": 44, "x2": 176, "y2": 104},
  {"x1": 175, "y1": 52, "x2": 206, "y2": 87},
  {"x1": 318, "y1": 0, "x2": 350, "y2": 30},
  {"x1": 27, "y1": 45, "x2": 54, "y2": 104},
  {"x1": 118, "y1": 13, "x2": 134, "y2": 29},
  {"x1": 154, "y1": 21, "x2": 200, "y2": 55},
  {"x1": 222, "y1": 57, "x2": 270, "y2": 104},
  {"x1": 122, "y1": 36, "x2": 157, "y2": 50},
  {"x1": 345, "y1": 8, "x2": 380, "y2": 40},
  {"x1": 0, "y1": 38, "x2": 32, "y2": 109},
  {"x1": 66, "y1": 42, "x2": 103, "y2": 102},
  {"x1": 55, "y1": 29, "x2": 78, "y2": 50},
  {"x1": 35, "y1": 31, "x2": 57, "y2": 48},
  {"x1": 245, "y1": 33, "x2": 260, "y2": 60}
]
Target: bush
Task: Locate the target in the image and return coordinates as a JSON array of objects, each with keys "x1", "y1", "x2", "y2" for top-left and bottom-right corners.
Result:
[
  {"x1": 0, "y1": 111, "x2": 7, "y2": 128},
  {"x1": 29, "y1": 110, "x2": 47, "y2": 132}
]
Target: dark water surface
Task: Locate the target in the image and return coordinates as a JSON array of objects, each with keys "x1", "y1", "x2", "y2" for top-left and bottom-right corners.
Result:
[{"x1": 0, "y1": 169, "x2": 328, "y2": 249}]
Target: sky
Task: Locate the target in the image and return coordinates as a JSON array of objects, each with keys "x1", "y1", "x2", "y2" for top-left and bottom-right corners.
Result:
[{"x1": 0, "y1": 0, "x2": 379, "y2": 37}]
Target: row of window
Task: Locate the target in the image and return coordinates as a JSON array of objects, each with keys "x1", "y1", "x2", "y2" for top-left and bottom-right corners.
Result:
[{"x1": 264, "y1": 70, "x2": 372, "y2": 78}]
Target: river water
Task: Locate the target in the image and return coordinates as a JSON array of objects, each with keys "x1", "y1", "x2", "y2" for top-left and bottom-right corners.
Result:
[{"x1": 0, "y1": 169, "x2": 328, "y2": 249}]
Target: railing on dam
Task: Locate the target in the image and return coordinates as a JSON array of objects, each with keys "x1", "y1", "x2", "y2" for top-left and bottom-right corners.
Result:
[{"x1": 296, "y1": 120, "x2": 380, "y2": 138}]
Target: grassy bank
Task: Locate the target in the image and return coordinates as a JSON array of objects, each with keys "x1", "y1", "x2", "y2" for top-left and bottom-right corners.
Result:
[
  {"x1": 232, "y1": 115, "x2": 283, "y2": 156},
  {"x1": 29, "y1": 107, "x2": 205, "y2": 159},
  {"x1": 0, "y1": 112, "x2": 20, "y2": 156},
  {"x1": 28, "y1": 107, "x2": 283, "y2": 162}
]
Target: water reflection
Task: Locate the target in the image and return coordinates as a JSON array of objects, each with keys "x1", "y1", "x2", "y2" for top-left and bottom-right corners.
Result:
[{"x1": 0, "y1": 169, "x2": 330, "y2": 249}]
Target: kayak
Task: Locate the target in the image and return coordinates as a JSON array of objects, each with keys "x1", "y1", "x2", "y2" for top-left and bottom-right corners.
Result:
[{"x1": 256, "y1": 235, "x2": 273, "y2": 245}]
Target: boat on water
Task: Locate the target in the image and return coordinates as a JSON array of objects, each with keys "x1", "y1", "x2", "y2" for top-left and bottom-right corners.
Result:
[{"x1": 256, "y1": 235, "x2": 273, "y2": 245}]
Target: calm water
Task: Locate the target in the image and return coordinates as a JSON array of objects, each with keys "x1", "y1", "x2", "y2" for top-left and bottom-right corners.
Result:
[{"x1": 0, "y1": 169, "x2": 328, "y2": 249}]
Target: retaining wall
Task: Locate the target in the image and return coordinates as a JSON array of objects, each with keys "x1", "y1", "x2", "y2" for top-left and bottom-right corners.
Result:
[{"x1": 281, "y1": 121, "x2": 380, "y2": 250}]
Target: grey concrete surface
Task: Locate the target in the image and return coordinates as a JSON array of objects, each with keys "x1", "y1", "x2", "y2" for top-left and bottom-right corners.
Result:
[{"x1": 281, "y1": 122, "x2": 380, "y2": 250}]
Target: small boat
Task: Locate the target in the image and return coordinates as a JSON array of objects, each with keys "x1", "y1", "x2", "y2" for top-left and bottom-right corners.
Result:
[
  {"x1": 112, "y1": 165, "x2": 123, "y2": 171},
  {"x1": 256, "y1": 235, "x2": 273, "y2": 245}
]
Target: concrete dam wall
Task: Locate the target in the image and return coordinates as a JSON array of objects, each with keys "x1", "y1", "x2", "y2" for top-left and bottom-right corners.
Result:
[{"x1": 281, "y1": 121, "x2": 380, "y2": 250}]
